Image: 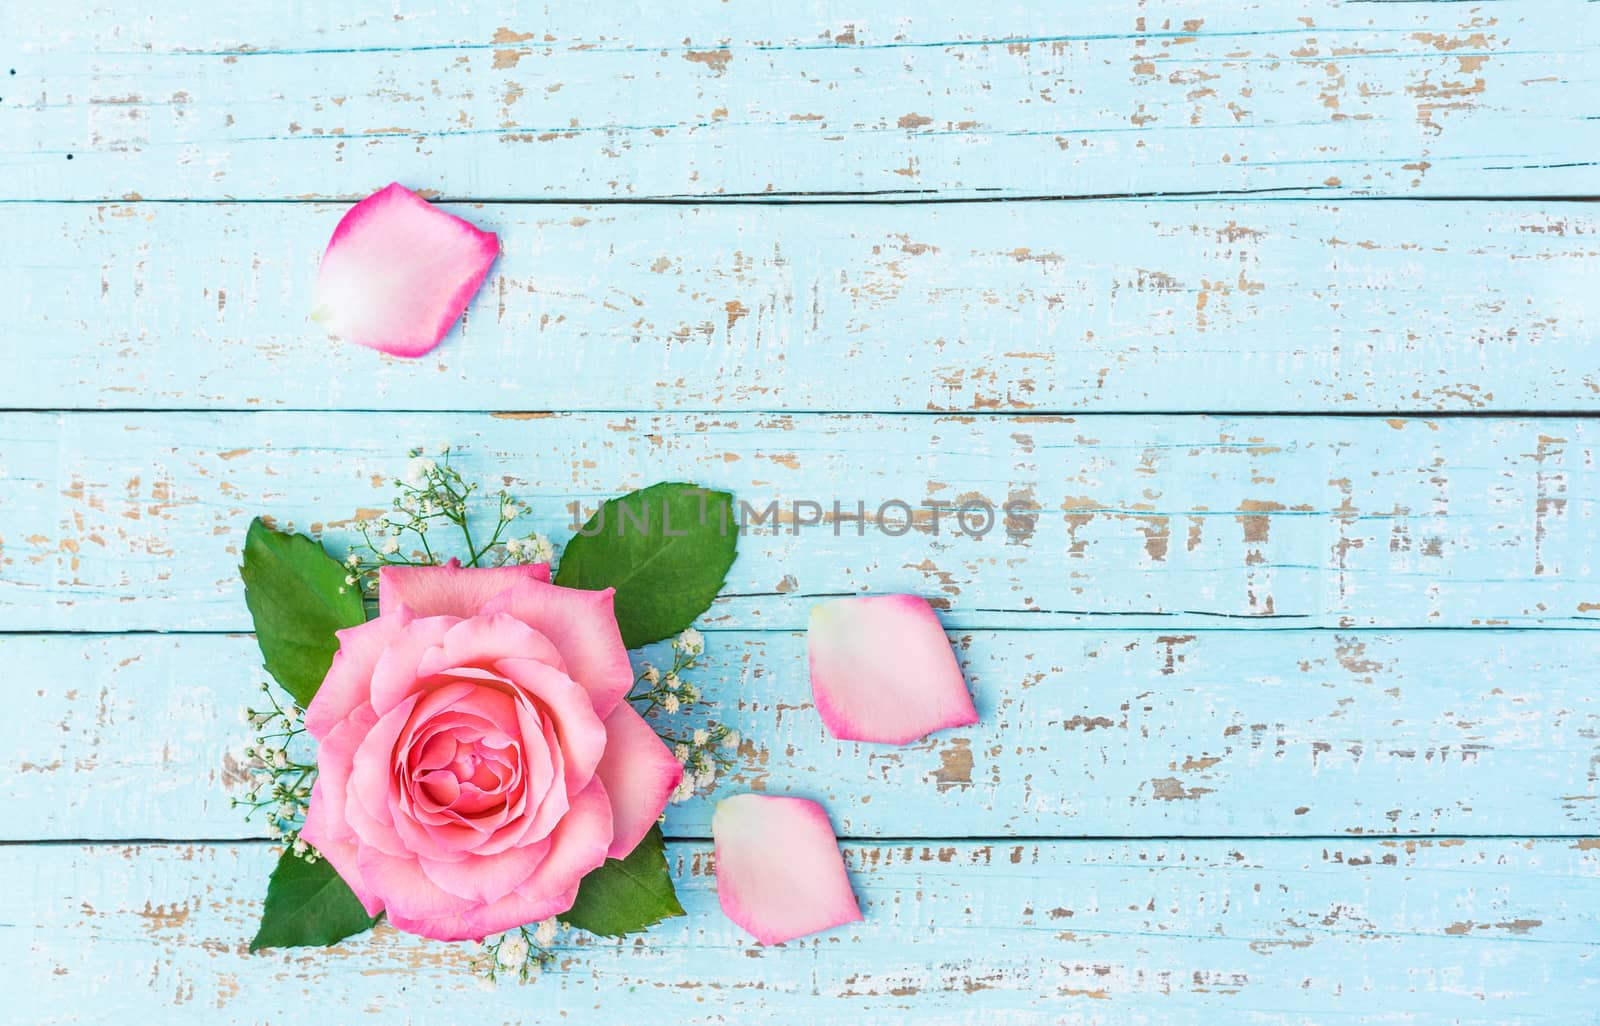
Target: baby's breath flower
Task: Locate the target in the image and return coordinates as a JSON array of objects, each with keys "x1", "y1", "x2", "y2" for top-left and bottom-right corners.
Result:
[
  {"x1": 497, "y1": 934, "x2": 529, "y2": 969},
  {"x1": 642, "y1": 664, "x2": 661, "y2": 686},
  {"x1": 674, "y1": 743, "x2": 690, "y2": 764},
  {"x1": 674, "y1": 628, "x2": 704, "y2": 657},
  {"x1": 474, "y1": 923, "x2": 556, "y2": 986},
  {"x1": 525, "y1": 534, "x2": 555, "y2": 565},
  {"x1": 405, "y1": 456, "x2": 436, "y2": 485},
  {"x1": 661, "y1": 694, "x2": 679, "y2": 714}
]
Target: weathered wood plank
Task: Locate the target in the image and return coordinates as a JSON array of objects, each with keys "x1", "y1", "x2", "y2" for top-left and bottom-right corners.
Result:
[
  {"x1": 5, "y1": 840, "x2": 1594, "y2": 1024},
  {"x1": 6, "y1": 2, "x2": 1599, "y2": 200},
  {"x1": 10, "y1": 201, "x2": 1598, "y2": 413},
  {"x1": 7, "y1": 630, "x2": 1599, "y2": 841},
  {"x1": 2, "y1": 412, "x2": 1597, "y2": 631}
]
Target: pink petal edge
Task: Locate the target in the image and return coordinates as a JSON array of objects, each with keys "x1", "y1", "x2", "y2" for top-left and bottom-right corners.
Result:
[
  {"x1": 594, "y1": 702, "x2": 684, "y2": 859},
  {"x1": 712, "y1": 794, "x2": 862, "y2": 945},
  {"x1": 808, "y1": 595, "x2": 978, "y2": 745},
  {"x1": 378, "y1": 559, "x2": 551, "y2": 619},
  {"x1": 312, "y1": 182, "x2": 499, "y2": 358}
]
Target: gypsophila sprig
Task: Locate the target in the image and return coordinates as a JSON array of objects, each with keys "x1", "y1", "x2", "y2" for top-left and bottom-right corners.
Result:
[
  {"x1": 341, "y1": 445, "x2": 556, "y2": 607},
  {"x1": 231, "y1": 681, "x2": 317, "y2": 857},
  {"x1": 628, "y1": 628, "x2": 739, "y2": 803},
  {"x1": 473, "y1": 919, "x2": 560, "y2": 986}
]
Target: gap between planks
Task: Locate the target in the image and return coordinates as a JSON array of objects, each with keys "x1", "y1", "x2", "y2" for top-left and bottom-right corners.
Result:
[{"x1": 4, "y1": 193, "x2": 1600, "y2": 206}]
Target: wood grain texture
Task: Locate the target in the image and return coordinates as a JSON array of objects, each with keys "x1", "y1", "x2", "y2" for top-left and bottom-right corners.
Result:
[
  {"x1": 6, "y1": 840, "x2": 1595, "y2": 1025},
  {"x1": 7, "y1": 630, "x2": 1599, "y2": 841},
  {"x1": 3, "y1": 412, "x2": 1597, "y2": 631},
  {"x1": 6, "y1": 2, "x2": 1599, "y2": 200},
  {"x1": 10, "y1": 201, "x2": 1598, "y2": 413}
]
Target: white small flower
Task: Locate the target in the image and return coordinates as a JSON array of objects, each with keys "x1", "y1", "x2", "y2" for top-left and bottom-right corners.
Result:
[
  {"x1": 436, "y1": 442, "x2": 451, "y2": 456},
  {"x1": 264, "y1": 820, "x2": 283, "y2": 839},
  {"x1": 497, "y1": 934, "x2": 529, "y2": 969},
  {"x1": 271, "y1": 749, "x2": 289, "y2": 769},
  {"x1": 661, "y1": 694, "x2": 680, "y2": 714},
  {"x1": 505, "y1": 537, "x2": 523, "y2": 557},
  {"x1": 670, "y1": 780, "x2": 694, "y2": 803},
  {"x1": 534, "y1": 918, "x2": 558, "y2": 946},
  {"x1": 675, "y1": 628, "x2": 704, "y2": 656},
  {"x1": 696, "y1": 769, "x2": 718, "y2": 791},
  {"x1": 501, "y1": 499, "x2": 518, "y2": 521},
  {"x1": 642, "y1": 663, "x2": 660, "y2": 685},
  {"x1": 528, "y1": 535, "x2": 555, "y2": 564},
  {"x1": 679, "y1": 684, "x2": 699, "y2": 704},
  {"x1": 405, "y1": 456, "x2": 436, "y2": 485},
  {"x1": 722, "y1": 730, "x2": 740, "y2": 750},
  {"x1": 344, "y1": 574, "x2": 357, "y2": 586},
  {"x1": 345, "y1": 552, "x2": 362, "y2": 568},
  {"x1": 284, "y1": 706, "x2": 302, "y2": 726},
  {"x1": 674, "y1": 743, "x2": 690, "y2": 764},
  {"x1": 292, "y1": 838, "x2": 308, "y2": 857}
]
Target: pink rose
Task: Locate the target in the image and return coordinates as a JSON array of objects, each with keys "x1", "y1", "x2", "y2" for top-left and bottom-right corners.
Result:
[{"x1": 299, "y1": 560, "x2": 683, "y2": 941}]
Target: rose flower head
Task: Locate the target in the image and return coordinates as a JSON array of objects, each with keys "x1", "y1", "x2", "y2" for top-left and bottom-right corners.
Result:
[{"x1": 299, "y1": 560, "x2": 682, "y2": 941}]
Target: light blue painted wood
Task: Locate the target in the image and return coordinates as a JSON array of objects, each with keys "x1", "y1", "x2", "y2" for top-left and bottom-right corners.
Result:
[
  {"x1": 2, "y1": 412, "x2": 1595, "y2": 631},
  {"x1": 7, "y1": 2, "x2": 1596, "y2": 1021},
  {"x1": 8, "y1": 201, "x2": 1598, "y2": 412},
  {"x1": 7, "y1": 630, "x2": 1599, "y2": 840},
  {"x1": 5, "y1": 840, "x2": 1595, "y2": 1024},
  {"x1": 6, "y1": 1, "x2": 1599, "y2": 200}
]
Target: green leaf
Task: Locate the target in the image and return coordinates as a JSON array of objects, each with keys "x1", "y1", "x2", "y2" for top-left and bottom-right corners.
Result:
[
  {"x1": 559, "y1": 825, "x2": 684, "y2": 937},
  {"x1": 240, "y1": 517, "x2": 367, "y2": 706},
  {"x1": 554, "y1": 482, "x2": 737, "y2": 648},
  {"x1": 250, "y1": 849, "x2": 378, "y2": 951}
]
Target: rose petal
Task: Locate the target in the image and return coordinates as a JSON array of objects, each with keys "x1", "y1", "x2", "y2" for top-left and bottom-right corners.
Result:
[
  {"x1": 299, "y1": 703, "x2": 385, "y2": 916},
  {"x1": 304, "y1": 611, "x2": 411, "y2": 740},
  {"x1": 481, "y1": 581, "x2": 634, "y2": 718},
  {"x1": 417, "y1": 837, "x2": 550, "y2": 906},
  {"x1": 312, "y1": 183, "x2": 499, "y2": 358},
  {"x1": 494, "y1": 656, "x2": 609, "y2": 790},
  {"x1": 807, "y1": 595, "x2": 978, "y2": 745},
  {"x1": 357, "y1": 844, "x2": 478, "y2": 920},
  {"x1": 367, "y1": 615, "x2": 459, "y2": 715},
  {"x1": 385, "y1": 780, "x2": 614, "y2": 941},
  {"x1": 417, "y1": 612, "x2": 568, "y2": 679},
  {"x1": 379, "y1": 560, "x2": 552, "y2": 620},
  {"x1": 594, "y1": 702, "x2": 684, "y2": 859},
  {"x1": 712, "y1": 794, "x2": 862, "y2": 945}
]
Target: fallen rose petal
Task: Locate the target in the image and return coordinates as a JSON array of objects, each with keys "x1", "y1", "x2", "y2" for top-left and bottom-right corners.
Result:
[
  {"x1": 312, "y1": 182, "x2": 498, "y2": 357},
  {"x1": 808, "y1": 594, "x2": 978, "y2": 744},
  {"x1": 713, "y1": 794, "x2": 862, "y2": 945}
]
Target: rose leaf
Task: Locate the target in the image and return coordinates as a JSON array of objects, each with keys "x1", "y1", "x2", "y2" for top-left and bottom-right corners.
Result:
[
  {"x1": 250, "y1": 849, "x2": 378, "y2": 951},
  {"x1": 559, "y1": 825, "x2": 685, "y2": 937},
  {"x1": 240, "y1": 517, "x2": 367, "y2": 706},
  {"x1": 554, "y1": 482, "x2": 737, "y2": 649}
]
